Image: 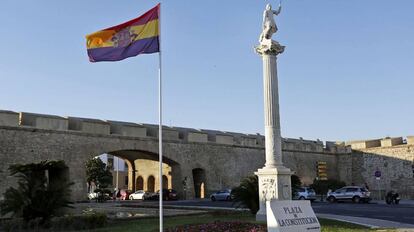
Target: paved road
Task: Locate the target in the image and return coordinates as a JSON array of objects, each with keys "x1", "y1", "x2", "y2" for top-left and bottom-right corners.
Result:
[{"x1": 136, "y1": 199, "x2": 414, "y2": 225}]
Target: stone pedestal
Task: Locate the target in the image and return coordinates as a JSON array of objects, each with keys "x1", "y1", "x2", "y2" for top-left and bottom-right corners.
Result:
[
  {"x1": 255, "y1": 167, "x2": 292, "y2": 221},
  {"x1": 255, "y1": 41, "x2": 293, "y2": 221}
]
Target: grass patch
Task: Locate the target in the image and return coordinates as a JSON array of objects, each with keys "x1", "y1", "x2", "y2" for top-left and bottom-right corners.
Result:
[{"x1": 89, "y1": 212, "x2": 395, "y2": 232}]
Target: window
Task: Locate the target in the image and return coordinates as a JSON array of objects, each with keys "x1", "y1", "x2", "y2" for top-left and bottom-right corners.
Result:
[
  {"x1": 346, "y1": 188, "x2": 358, "y2": 192},
  {"x1": 124, "y1": 176, "x2": 128, "y2": 186}
]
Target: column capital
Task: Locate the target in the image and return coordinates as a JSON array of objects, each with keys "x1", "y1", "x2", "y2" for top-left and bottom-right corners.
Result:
[{"x1": 255, "y1": 40, "x2": 285, "y2": 56}]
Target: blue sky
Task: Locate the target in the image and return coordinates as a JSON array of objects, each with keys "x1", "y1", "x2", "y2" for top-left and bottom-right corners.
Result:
[{"x1": 0, "y1": 0, "x2": 413, "y2": 141}]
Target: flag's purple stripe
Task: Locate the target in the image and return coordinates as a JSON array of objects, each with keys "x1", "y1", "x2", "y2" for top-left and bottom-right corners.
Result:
[{"x1": 87, "y1": 36, "x2": 159, "y2": 62}]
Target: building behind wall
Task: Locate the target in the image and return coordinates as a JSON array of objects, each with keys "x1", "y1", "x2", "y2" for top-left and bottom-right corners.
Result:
[{"x1": 98, "y1": 154, "x2": 128, "y2": 190}]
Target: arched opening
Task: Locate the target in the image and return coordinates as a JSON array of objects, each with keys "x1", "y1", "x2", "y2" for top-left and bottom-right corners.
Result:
[
  {"x1": 192, "y1": 168, "x2": 206, "y2": 198},
  {"x1": 136, "y1": 176, "x2": 144, "y2": 190},
  {"x1": 147, "y1": 175, "x2": 155, "y2": 192},
  {"x1": 162, "y1": 175, "x2": 168, "y2": 189},
  {"x1": 88, "y1": 153, "x2": 129, "y2": 192},
  {"x1": 94, "y1": 150, "x2": 182, "y2": 197}
]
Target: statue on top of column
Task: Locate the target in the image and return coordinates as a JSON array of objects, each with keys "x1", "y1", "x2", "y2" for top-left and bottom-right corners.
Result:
[
  {"x1": 256, "y1": 2, "x2": 285, "y2": 56},
  {"x1": 259, "y1": 3, "x2": 281, "y2": 43}
]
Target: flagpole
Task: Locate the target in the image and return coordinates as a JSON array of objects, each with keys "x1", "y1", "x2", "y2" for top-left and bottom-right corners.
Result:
[{"x1": 158, "y1": 3, "x2": 163, "y2": 232}]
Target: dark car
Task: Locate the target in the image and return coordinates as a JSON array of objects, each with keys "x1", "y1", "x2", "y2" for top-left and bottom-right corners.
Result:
[
  {"x1": 147, "y1": 189, "x2": 178, "y2": 201},
  {"x1": 160, "y1": 189, "x2": 178, "y2": 200}
]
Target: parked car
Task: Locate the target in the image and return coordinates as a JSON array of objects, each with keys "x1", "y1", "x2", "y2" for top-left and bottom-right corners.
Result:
[
  {"x1": 147, "y1": 189, "x2": 178, "y2": 201},
  {"x1": 293, "y1": 187, "x2": 316, "y2": 202},
  {"x1": 210, "y1": 189, "x2": 232, "y2": 201},
  {"x1": 129, "y1": 190, "x2": 149, "y2": 200},
  {"x1": 327, "y1": 186, "x2": 371, "y2": 203},
  {"x1": 160, "y1": 189, "x2": 178, "y2": 200}
]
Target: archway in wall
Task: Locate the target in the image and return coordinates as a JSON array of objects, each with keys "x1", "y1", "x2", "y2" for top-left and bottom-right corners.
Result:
[
  {"x1": 136, "y1": 176, "x2": 144, "y2": 190},
  {"x1": 192, "y1": 168, "x2": 206, "y2": 199},
  {"x1": 91, "y1": 153, "x2": 129, "y2": 191},
  {"x1": 148, "y1": 175, "x2": 155, "y2": 192},
  {"x1": 102, "y1": 149, "x2": 183, "y2": 197},
  {"x1": 162, "y1": 175, "x2": 168, "y2": 189}
]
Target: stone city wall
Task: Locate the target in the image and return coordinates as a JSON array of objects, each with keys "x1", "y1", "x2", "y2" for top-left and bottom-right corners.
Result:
[
  {"x1": 6, "y1": 110, "x2": 413, "y2": 200},
  {"x1": 346, "y1": 138, "x2": 414, "y2": 199}
]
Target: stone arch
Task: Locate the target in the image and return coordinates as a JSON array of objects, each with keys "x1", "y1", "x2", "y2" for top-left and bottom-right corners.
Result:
[
  {"x1": 147, "y1": 175, "x2": 155, "y2": 192},
  {"x1": 192, "y1": 168, "x2": 206, "y2": 198},
  {"x1": 136, "y1": 176, "x2": 144, "y2": 190},
  {"x1": 107, "y1": 149, "x2": 183, "y2": 194}
]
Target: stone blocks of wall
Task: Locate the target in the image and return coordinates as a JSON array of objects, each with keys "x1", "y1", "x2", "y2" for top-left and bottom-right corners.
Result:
[
  {"x1": 380, "y1": 137, "x2": 403, "y2": 147},
  {"x1": 109, "y1": 121, "x2": 146, "y2": 137},
  {"x1": 351, "y1": 146, "x2": 414, "y2": 199},
  {"x1": 0, "y1": 110, "x2": 19, "y2": 126},
  {"x1": 348, "y1": 139, "x2": 381, "y2": 149},
  {"x1": 0, "y1": 108, "x2": 391, "y2": 154},
  {"x1": 68, "y1": 117, "x2": 110, "y2": 134},
  {"x1": 202, "y1": 130, "x2": 234, "y2": 145},
  {"x1": 20, "y1": 112, "x2": 68, "y2": 131},
  {"x1": 187, "y1": 131, "x2": 208, "y2": 143},
  {"x1": 215, "y1": 135, "x2": 234, "y2": 145},
  {"x1": 283, "y1": 138, "x2": 324, "y2": 152},
  {"x1": 407, "y1": 136, "x2": 414, "y2": 145},
  {"x1": 144, "y1": 124, "x2": 179, "y2": 141}
]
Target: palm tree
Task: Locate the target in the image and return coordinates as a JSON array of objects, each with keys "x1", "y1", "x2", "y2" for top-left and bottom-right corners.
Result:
[{"x1": 0, "y1": 160, "x2": 73, "y2": 224}]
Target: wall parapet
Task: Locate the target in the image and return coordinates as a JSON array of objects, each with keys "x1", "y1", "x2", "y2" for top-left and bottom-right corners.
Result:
[
  {"x1": 344, "y1": 136, "x2": 413, "y2": 150},
  {"x1": 0, "y1": 109, "x2": 356, "y2": 153}
]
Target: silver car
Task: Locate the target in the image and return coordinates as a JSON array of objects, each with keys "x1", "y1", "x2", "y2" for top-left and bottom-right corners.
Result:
[
  {"x1": 293, "y1": 187, "x2": 316, "y2": 202},
  {"x1": 327, "y1": 186, "x2": 371, "y2": 203},
  {"x1": 210, "y1": 189, "x2": 232, "y2": 201}
]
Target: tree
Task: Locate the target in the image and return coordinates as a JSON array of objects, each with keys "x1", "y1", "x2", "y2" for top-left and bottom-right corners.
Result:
[
  {"x1": 0, "y1": 160, "x2": 73, "y2": 224},
  {"x1": 310, "y1": 179, "x2": 346, "y2": 201},
  {"x1": 85, "y1": 157, "x2": 113, "y2": 191},
  {"x1": 291, "y1": 175, "x2": 302, "y2": 198},
  {"x1": 232, "y1": 175, "x2": 259, "y2": 214}
]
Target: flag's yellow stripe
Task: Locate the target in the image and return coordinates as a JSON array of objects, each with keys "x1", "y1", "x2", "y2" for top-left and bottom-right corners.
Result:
[{"x1": 86, "y1": 19, "x2": 159, "y2": 49}]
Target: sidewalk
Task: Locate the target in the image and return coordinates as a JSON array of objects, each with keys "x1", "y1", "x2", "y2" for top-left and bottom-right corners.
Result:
[
  {"x1": 370, "y1": 199, "x2": 414, "y2": 205},
  {"x1": 317, "y1": 213, "x2": 414, "y2": 229}
]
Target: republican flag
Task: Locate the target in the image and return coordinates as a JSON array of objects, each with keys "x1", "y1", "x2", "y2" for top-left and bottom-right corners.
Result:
[{"x1": 86, "y1": 4, "x2": 160, "y2": 62}]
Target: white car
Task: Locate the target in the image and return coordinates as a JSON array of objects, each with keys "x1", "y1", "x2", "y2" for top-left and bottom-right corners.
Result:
[
  {"x1": 129, "y1": 190, "x2": 149, "y2": 200},
  {"x1": 327, "y1": 186, "x2": 371, "y2": 203},
  {"x1": 210, "y1": 189, "x2": 232, "y2": 201},
  {"x1": 293, "y1": 187, "x2": 317, "y2": 202}
]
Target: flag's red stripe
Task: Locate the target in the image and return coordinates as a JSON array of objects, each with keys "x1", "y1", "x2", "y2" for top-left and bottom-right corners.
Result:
[{"x1": 103, "y1": 4, "x2": 159, "y2": 32}]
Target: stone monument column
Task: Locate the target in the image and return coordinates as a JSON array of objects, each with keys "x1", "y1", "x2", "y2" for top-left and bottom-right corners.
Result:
[{"x1": 254, "y1": 3, "x2": 293, "y2": 221}]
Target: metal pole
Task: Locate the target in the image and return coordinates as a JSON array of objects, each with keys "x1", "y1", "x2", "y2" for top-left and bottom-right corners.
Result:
[
  {"x1": 116, "y1": 157, "x2": 119, "y2": 189},
  {"x1": 158, "y1": 3, "x2": 163, "y2": 232},
  {"x1": 377, "y1": 179, "x2": 381, "y2": 200}
]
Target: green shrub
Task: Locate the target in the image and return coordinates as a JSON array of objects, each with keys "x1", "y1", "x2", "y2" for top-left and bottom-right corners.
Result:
[
  {"x1": 232, "y1": 175, "x2": 259, "y2": 214},
  {"x1": 0, "y1": 160, "x2": 73, "y2": 225},
  {"x1": 232, "y1": 175, "x2": 306, "y2": 214}
]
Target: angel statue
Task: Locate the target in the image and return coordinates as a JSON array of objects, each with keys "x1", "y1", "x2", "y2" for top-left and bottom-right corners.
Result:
[
  {"x1": 256, "y1": 1, "x2": 285, "y2": 55},
  {"x1": 259, "y1": 2, "x2": 282, "y2": 44}
]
